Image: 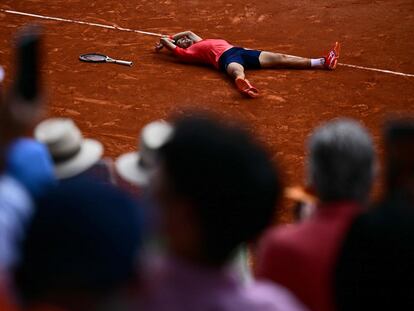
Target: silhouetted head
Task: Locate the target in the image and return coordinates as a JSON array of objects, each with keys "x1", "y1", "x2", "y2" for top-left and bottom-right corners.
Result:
[
  {"x1": 152, "y1": 114, "x2": 280, "y2": 266},
  {"x1": 15, "y1": 177, "x2": 144, "y2": 308},
  {"x1": 384, "y1": 118, "x2": 414, "y2": 200}
]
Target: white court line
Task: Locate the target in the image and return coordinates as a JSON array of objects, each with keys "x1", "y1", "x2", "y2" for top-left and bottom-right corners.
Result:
[
  {"x1": 338, "y1": 63, "x2": 414, "y2": 78},
  {"x1": 2, "y1": 8, "x2": 414, "y2": 78},
  {"x1": 1, "y1": 9, "x2": 164, "y2": 37}
]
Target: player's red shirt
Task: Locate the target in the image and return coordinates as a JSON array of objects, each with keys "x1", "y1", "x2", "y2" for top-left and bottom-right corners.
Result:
[{"x1": 173, "y1": 39, "x2": 233, "y2": 69}]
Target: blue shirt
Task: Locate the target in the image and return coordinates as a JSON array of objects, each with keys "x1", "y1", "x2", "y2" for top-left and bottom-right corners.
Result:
[{"x1": 0, "y1": 175, "x2": 33, "y2": 268}]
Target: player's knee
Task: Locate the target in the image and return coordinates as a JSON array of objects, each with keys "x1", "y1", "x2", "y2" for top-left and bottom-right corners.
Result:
[
  {"x1": 234, "y1": 68, "x2": 244, "y2": 75},
  {"x1": 227, "y1": 67, "x2": 239, "y2": 76}
]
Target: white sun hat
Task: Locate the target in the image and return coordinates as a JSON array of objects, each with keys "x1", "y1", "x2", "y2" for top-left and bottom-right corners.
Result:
[
  {"x1": 115, "y1": 120, "x2": 173, "y2": 186},
  {"x1": 34, "y1": 118, "x2": 103, "y2": 179}
]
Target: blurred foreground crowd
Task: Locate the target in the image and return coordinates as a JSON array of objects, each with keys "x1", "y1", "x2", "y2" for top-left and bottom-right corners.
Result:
[{"x1": 0, "y1": 27, "x2": 413, "y2": 311}]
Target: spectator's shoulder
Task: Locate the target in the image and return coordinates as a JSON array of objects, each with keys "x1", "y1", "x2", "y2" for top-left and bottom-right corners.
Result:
[
  {"x1": 241, "y1": 280, "x2": 309, "y2": 311},
  {"x1": 256, "y1": 224, "x2": 310, "y2": 280},
  {"x1": 260, "y1": 224, "x2": 307, "y2": 251}
]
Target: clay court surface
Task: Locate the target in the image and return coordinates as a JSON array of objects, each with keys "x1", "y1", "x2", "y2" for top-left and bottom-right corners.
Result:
[{"x1": 1, "y1": 1, "x2": 413, "y2": 220}]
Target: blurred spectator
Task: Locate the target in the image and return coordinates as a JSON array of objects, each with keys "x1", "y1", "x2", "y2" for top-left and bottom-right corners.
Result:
[
  {"x1": 14, "y1": 177, "x2": 144, "y2": 311},
  {"x1": 0, "y1": 139, "x2": 55, "y2": 269},
  {"x1": 0, "y1": 139, "x2": 54, "y2": 311},
  {"x1": 0, "y1": 26, "x2": 54, "y2": 271},
  {"x1": 256, "y1": 119, "x2": 375, "y2": 311},
  {"x1": 34, "y1": 118, "x2": 113, "y2": 183},
  {"x1": 115, "y1": 120, "x2": 173, "y2": 192},
  {"x1": 115, "y1": 119, "x2": 253, "y2": 284},
  {"x1": 334, "y1": 119, "x2": 414, "y2": 310},
  {"x1": 0, "y1": 40, "x2": 54, "y2": 272},
  {"x1": 383, "y1": 119, "x2": 414, "y2": 202},
  {"x1": 139, "y1": 115, "x2": 307, "y2": 311}
]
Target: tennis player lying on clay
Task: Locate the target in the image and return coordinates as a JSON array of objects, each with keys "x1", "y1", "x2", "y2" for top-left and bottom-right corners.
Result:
[{"x1": 155, "y1": 31, "x2": 340, "y2": 98}]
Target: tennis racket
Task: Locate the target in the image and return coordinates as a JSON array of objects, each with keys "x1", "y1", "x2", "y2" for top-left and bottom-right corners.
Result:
[{"x1": 79, "y1": 53, "x2": 133, "y2": 66}]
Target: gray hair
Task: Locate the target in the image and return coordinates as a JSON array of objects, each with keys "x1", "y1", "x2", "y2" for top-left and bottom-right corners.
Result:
[{"x1": 308, "y1": 118, "x2": 375, "y2": 203}]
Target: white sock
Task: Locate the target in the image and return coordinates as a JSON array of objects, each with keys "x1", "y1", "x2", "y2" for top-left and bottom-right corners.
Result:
[{"x1": 310, "y1": 58, "x2": 325, "y2": 69}]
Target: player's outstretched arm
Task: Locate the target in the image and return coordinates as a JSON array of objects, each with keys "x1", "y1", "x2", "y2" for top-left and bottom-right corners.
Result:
[{"x1": 172, "y1": 31, "x2": 202, "y2": 42}]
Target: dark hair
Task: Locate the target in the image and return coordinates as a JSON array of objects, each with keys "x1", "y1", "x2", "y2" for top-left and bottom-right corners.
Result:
[
  {"x1": 384, "y1": 118, "x2": 414, "y2": 197},
  {"x1": 159, "y1": 115, "x2": 280, "y2": 264},
  {"x1": 175, "y1": 36, "x2": 190, "y2": 48},
  {"x1": 14, "y1": 177, "x2": 143, "y2": 303}
]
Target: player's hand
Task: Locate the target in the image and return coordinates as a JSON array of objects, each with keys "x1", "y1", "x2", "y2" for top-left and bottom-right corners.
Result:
[
  {"x1": 161, "y1": 35, "x2": 175, "y2": 43},
  {"x1": 155, "y1": 36, "x2": 171, "y2": 51},
  {"x1": 155, "y1": 41, "x2": 164, "y2": 52}
]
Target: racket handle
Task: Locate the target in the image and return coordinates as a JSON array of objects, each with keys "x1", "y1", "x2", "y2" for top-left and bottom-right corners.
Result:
[{"x1": 113, "y1": 59, "x2": 133, "y2": 66}]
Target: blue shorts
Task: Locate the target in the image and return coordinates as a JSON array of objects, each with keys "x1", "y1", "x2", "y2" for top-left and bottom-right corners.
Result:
[{"x1": 219, "y1": 47, "x2": 262, "y2": 72}]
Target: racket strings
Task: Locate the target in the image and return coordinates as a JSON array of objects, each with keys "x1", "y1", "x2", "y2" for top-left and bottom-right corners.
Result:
[{"x1": 80, "y1": 53, "x2": 107, "y2": 62}]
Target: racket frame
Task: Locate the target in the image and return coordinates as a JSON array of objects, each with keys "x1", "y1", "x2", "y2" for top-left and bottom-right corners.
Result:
[{"x1": 79, "y1": 53, "x2": 133, "y2": 66}]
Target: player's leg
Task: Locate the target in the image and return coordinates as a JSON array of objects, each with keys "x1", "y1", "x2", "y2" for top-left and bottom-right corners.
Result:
[
  {"x1": 259, "y1": 52, "x2": 312, "y2": 69},
  {"x1": 226, "y1": 62, "x2": 259, "y2": 98},
  {"x1": 259, "y1": 42, "x2": 340, "y2": 70}
]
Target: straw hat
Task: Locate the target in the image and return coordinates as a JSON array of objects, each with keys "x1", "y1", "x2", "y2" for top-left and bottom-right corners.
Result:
[
  {"x1": 115, "y1": 120, "x2": 173, "y2": 186},
  {"x1": 34, "y1": 118, "x2": 103, "y2": 179}
]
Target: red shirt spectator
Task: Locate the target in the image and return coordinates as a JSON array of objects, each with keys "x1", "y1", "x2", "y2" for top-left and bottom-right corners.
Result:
[
  {"x1": 256, "y1": 202, "x2": 361, "y2": 311},
  {"x1": 255, "y1": 119, "x2": 375, "y2": 311}
]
